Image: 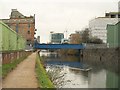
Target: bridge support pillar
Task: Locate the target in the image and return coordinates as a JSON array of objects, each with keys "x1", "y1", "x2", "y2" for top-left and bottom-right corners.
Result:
[{"x1": 79, "y1": 49, "x2": 83, "y2": 62}]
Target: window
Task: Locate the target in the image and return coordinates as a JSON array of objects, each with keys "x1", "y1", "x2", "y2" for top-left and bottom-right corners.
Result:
[
  {"x1": 111, "y1": 15, "x2": 116, "y2": 18},
  {"x1": 28, "y1": 24, "x2": 30, "y2": 28},
  {"x1": 26, "y1": 40, "x2": 31, "y2": 46},
  {"x1": 19, "y1": 16, "x2": 21, "y2": 18},
  {"x1": 27, "y1": 40, "x2": 29, "y2": 42},
  {"x1": 28, "y1": 30, "x2": 30, "y2": 34},
  {"x1": 118, "y1": 14, "x2": 120, "y2": 18}
]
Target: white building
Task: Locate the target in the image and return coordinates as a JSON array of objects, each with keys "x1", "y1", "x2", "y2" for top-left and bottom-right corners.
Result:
[
  {"x1": 89, "y1": 14, "x2": 118, "y2": 43},
  {"x1": 50, "y1": 32, "x2": 64, "y2": 44}
]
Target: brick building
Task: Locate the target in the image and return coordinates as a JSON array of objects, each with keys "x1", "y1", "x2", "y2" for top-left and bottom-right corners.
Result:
[
  {"x1": 1, "y1": 9, "x2": 36, "y2": 47},
  {"x1": 69, "y1": 31, "x2": 82, "y2": 44}
]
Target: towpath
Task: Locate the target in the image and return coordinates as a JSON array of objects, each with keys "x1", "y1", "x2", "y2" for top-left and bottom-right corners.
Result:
[{"x1": 2, "y1": 53, "x2": 38, "y2": 88}]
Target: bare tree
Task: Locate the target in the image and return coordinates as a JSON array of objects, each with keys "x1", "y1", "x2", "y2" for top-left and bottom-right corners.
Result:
[{"x1": 81, "y1": 28, "x2": 90, "y2": 43}]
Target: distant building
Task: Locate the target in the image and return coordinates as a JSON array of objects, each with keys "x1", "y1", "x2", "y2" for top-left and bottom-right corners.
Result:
[
  {"x1": 50, "y1": 32, "x2": 64, "y2": 44},
  {"x1": 69, "y1": 31, "x2": 82, "y2": 44},
  {"x1": 61, "y1": 38, "x2": 69, "y2": 44},
  {"x1": 107, "y1": 21, "x2": 120, "y2": 48},
  {"x1": 89, "y1": 12, "x2": 119, "y2": 43},
  {"x1": 1, "y1": 9, "x2": 36, "y2": 47},
  {"x1": 37, "y1": 36, "x2": 40, "y2": 43},
  {"x1": 105, "y1": 12, "x2": 120, "y2": 18}
]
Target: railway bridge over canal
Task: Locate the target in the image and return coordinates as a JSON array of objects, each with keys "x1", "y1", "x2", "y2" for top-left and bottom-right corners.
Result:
[{"x1": 34, "y1": 43, "x2": 85, "y2": 50}]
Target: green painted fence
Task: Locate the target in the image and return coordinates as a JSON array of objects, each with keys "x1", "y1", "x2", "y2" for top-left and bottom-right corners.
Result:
[
  {"x1": 0, "y1": 21, "x2": 26, "y2": 51},
  {"x1": 107, "y1": 22, "x2": 120, "y2": 48}
]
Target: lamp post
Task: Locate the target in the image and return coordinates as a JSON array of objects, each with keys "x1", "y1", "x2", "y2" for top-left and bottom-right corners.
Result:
[{"x1": 64, "y1": 30, "x2": 68, "y2": 39}]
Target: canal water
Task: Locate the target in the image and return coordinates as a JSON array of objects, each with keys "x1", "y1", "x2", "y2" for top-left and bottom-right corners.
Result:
[{"x1": 39, "y1": 51, "x2": 119, "y2": 88}]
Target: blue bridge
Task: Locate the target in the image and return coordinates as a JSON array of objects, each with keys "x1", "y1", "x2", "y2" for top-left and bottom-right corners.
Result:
[{"x1": 34, "y1": 43, "x2": 85, "y2": 49}]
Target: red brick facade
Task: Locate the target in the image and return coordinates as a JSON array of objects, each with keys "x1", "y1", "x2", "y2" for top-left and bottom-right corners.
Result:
[
  {"x1": 69, "y1": 33, "x2": 82, "y2": 44},
  {"x1": 1, "y1": 9, "x2": 35, "y2": 46},
  {"x1": 2, "y1": 51, "x2": 32, "y2": 64}
]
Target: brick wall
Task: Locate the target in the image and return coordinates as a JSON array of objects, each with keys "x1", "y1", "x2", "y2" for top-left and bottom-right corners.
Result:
[
  {"x1": 2, "y1": 51, "x2": 32, "y2": 64},
  {"x1": 81, "y1": 48, "x2": 120, "y2": 73}
]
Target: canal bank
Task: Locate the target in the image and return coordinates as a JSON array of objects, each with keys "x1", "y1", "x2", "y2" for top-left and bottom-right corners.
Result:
[
  {"x1": 81, "y1": 48, "x2": 119, "y2": 73},
  {"x1": 35, "y1": 51, "x2": 54, "y2": 88},
  {"x1": 81, "y1": 48, "x2": 120, "y2": 88}
]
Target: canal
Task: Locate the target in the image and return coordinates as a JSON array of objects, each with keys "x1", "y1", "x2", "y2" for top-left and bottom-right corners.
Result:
[{"x1": 39, "y1": 51, "x2": 119, "y2": 88}]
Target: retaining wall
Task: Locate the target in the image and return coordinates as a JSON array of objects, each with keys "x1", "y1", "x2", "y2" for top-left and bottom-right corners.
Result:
[
  {"x1": 2, "y1": 51, "x2": 32, "y2": 64},
  {"x1": 82, "y1": 48, "x2": 120, "y2": 73}
]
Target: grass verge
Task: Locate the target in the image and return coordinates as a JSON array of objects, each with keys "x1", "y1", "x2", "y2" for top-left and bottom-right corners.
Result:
[
  {"x1": 2, "y1": 55, "x2": 29, "y2": 79},
  {"x1": 0, "y1": 66, "x2": 2, "y2": 78},
  {"x1": 35, "y1": 52, "x2": 55, "y2": 88}
]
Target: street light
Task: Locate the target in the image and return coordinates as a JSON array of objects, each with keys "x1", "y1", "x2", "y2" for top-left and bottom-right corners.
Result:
[{"x1": 64, "y1": 30, "x2": 68, "y2": 39}]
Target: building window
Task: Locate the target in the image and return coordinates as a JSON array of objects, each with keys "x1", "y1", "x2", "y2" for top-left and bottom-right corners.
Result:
[
  {"x1": 28, "y1": 30, "x2": 30, "y2": 34},
  {"x1": 19, "y1": 16, "x2": 21, "y2": 18},
  {"x1": 27, "y1": 40, "x2": 29, "y2": 42},
  {"x1": 16, "y1": 24, "x2": 19, "y2": 33},
  {"x1": 26, "y1": 39, "x2": 31, "y2": 46},
  {"x1": 111, "y1": 15, "x2": 116, "y2": 18},
  {"x1": 118, "y1": 14, "x2": 120, "y2": 18},
  {"x1": 105, "y1": 13, "x2": 109, "y2": 17},
  {"x1": 28, "y1": 24, "x2": 30, "y2": 28}
]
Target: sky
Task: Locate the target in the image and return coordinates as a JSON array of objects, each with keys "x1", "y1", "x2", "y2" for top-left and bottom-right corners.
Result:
[{"x1": 0, "y1": 0, "x2": 119, "y2": 43}]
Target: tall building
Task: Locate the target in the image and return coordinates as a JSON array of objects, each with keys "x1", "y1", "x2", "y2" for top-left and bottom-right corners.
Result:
[
  {"x1": 89, "y1": 12, "x2": 119, "y2": 43},
  {"x1": 1, "y1": 9, "x2": 35, "y2": 47},
  {"x1": 50, "y1": 32, "x2": 64, "y2": 44},
  {"x1": 107, "y1": 21, "x2": 120, "y2": 48}
]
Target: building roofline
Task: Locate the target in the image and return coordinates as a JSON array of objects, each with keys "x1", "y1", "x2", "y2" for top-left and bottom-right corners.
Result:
[
  {"x1": 0, "y1": 19, "x2": 9, "y2": 20},
  {"x1": 97, "y1": 17, "x2": 119, "y2": 19},
  {"x1": 115, "y1": 21, "x2": 120, "y2": 25},
  {"x1": 1, "y1": 16, "x2": 34, "y2": 20},
  {"x1": 107, "y1": 21, "x2": 120, "y2": 27},
  {"x1": 106, "y1": 12, "x2": 120, "y2": 14},
  {"x1": 51, "y1": 33, "x2": 64, "y2": 34}
]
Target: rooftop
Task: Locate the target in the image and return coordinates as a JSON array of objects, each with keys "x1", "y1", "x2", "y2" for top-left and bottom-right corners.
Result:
[
  {"x1": 106, "y1": 12, "x2": 120, "y2": 14},
  {"x1": 10, "y1": 9, "x2": 34, "y2": 19},
  {"x1": 10, "y1": 9, "x2": 24, "y2": 19}
]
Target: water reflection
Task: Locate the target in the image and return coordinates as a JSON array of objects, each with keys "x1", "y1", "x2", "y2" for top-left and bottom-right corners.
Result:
[
  {"x1": 88, "y1": 69, "x2": 106, "y2": 88},
  {"x1": 40, "y1": 51, "x2": 119, "y2": 88},
  {"x1": 46, "y1": 65, "x2": 89, "y2": 88}
]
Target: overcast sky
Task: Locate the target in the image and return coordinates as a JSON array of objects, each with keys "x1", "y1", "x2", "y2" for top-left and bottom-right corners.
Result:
[{"x1": 0, "y1": 0, "x2": 119, "y2": 43}]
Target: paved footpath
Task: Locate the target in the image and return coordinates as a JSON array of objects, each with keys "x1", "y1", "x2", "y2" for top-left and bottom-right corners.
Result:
[{"x1": 2, "y1": 53, "x2": 38, "y2": 88}]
